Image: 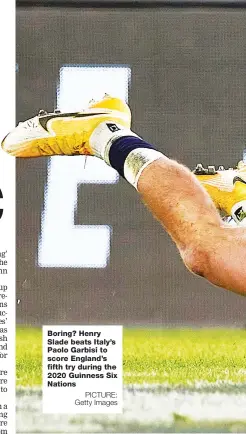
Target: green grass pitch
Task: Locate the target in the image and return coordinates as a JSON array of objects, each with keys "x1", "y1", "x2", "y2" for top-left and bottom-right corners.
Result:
[{"x1": 16, "y1": 327, "x2": 246, "y2": 387}]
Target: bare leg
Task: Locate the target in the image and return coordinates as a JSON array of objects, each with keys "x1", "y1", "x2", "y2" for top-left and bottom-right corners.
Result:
[
  {"x1": 137, "y1": 157, "x2": 246, "y2": 295},
  {"x1": 4, "y1": 97, "x2": 245, "y2": 295}
]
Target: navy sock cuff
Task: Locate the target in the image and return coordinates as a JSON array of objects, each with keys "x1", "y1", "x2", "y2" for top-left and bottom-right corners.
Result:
[{"x1": 108, "y1": 136, "x2": 155, "y2": 178}]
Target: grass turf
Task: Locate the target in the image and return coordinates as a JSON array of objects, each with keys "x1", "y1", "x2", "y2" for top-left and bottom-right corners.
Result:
[{"x1": 16, "y1": 327, "x2": 246, "y2": 387}]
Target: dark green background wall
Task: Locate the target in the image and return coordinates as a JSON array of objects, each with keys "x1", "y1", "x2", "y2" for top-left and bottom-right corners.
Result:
[{"x1": 16, "y1": 7, "x2": 246, "y2": 325}]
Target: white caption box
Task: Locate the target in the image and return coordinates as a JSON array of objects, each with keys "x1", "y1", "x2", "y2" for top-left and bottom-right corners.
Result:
[{"x1": 43, "y1": 325, "x2": 123, "y2": 414}]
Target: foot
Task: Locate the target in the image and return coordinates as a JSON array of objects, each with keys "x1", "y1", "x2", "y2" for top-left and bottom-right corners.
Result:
[
  {"x1": 194, "y1": 163, "x2": 246, "y2": 225},
  {"x1": 1, "y1": 95, "x2": 131, "y2": 157}
]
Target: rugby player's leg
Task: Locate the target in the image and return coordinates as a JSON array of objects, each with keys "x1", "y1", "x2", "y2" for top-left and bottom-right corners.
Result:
[
  {"x1": 101, "y1": 134, "x2": 246, "y2": 295},
  {"x1": 137, "y1": 157, "x2": 246, "y2": 295},
  {"x1": 2, "y1": 96, "x2": 245, "y2": 294}
]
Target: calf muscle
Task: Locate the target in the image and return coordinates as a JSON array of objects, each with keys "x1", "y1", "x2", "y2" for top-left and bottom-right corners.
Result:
[{"x1": 137, "y1": 157, "x2": 246, "y2": 295}]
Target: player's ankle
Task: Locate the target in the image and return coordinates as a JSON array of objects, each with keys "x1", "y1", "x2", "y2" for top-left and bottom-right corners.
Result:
[
  {"x1": 89, "y1": 121, "x2": 163, "y2": 189},
  {"x1": 108, "y1": 136, "x2": 163, "y2": 189},
  {"x1": 89, "y1": 121, "x2": 137, "y2": 160}
]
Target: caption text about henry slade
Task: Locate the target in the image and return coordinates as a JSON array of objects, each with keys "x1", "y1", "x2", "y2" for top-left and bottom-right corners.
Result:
[{"x1": 42, "y1": 325, "x2": 123, "y2": 414}]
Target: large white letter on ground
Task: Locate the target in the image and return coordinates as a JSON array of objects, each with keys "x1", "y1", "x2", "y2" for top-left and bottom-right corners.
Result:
[{"x1": 38, "y1": 65, "x2": 130, "y2": 267}]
